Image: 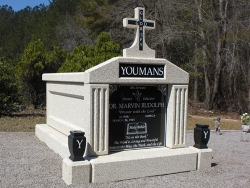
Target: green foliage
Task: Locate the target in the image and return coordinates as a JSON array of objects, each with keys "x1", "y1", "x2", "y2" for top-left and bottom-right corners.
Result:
[
  {"x1": 18, "y1": 39, "x2": 47, "y2": 108},
  {"x1": 0, "y1": 4, "x2": 60, "y2": 64},
  {"x1": 77, "y1": 0, "x2": 119, "y2": 38},
  {"x1": 18, "y1": 39, "x2": 67, "y2": 108},
  {"x1": 58, "y1": 45, "x2": 87, "y2": 72},
  {"x1": 46, "y1": 45, "x2": 68, "y2": 72},
  {"x1": 49, "y1": 0, "x2": 81, "y2": 15},
  {"x1": 0, "y1": 50, "x2": 19, "y2": 115},
  {"x1": 59, "y1": 32, "x2": 121, "y2": 72},
  {"x1": 93, "y1": 32, "x2": 121, "y2": 64},
  {"x1": 0, "y1": 6, "x2": 15, "y2": 61}
]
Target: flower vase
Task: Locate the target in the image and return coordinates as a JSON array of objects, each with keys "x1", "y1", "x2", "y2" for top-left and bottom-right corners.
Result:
[{"x1": 68, "y1": 130, "x2": 86, "y2": 161}]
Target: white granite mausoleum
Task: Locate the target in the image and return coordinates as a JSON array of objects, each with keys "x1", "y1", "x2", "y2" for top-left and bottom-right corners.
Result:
[{"x1": 36, "y1": 7, "x2": 212, "y2": 185}]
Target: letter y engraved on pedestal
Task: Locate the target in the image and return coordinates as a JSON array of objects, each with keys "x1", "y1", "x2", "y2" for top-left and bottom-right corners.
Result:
[
  {"x1": 76, "y1": 139, "x2": 83, "y2": 149},
  {"x1": 204, "y1": 131, "x2": 209, "y2": 139}
]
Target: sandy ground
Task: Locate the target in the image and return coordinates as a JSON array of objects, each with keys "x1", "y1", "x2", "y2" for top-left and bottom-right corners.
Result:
[{"x1": 0, "y1": 131, "x2": 249, "y2": 188}]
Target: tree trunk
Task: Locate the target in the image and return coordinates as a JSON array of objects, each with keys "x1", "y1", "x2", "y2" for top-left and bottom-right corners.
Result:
[
  {"x1": 193, "y1": 35, "x2": 198, "y2": 102},
  {"x1": 248, "y1": 70, "x2": 250, "y2": 111},
  {"x1": 212, "y1": 28, "x2": 222, "y2": 108},
  {"x1": 248, "y1": 43, "x2": 250, "y2": 112},
  {"x1": 195, "y1": 0, "x2": 211, "y2": 109},
  {"x1": 194, "y1": 67, "x2": 198, "y2": 102},
  {"x1": 211, "y1": 0, "x2": 228, "y2": 109}
]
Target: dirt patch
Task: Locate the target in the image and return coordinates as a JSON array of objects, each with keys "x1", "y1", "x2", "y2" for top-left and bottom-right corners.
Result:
[
  {"x1": 188, "y1": 102, "x2": 240, "y2": 120},
  {"x1": 188, "y1": 102, "x2": 242, "y2": 130},
  {"x1": 0, "y1": 108, "x2": 46, "y2": 132}
]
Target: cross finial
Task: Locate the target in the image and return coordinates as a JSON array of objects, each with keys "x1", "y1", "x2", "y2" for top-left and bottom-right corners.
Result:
[{"x1": 123, "y1": 7, "x2": 155, "y2": 58}]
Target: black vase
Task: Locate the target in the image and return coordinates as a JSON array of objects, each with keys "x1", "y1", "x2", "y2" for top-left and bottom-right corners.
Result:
[
  {"x1": 193, "y1": 124, "x2": 210, "y2": 149},
  {"x1": 68, "y1": 130, "x2": 86, "y2": 161}
]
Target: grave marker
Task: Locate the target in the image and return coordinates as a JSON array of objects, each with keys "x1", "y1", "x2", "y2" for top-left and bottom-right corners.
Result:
[{"x1": 35, "y1": 6, "x2": 212, "y2": 185}]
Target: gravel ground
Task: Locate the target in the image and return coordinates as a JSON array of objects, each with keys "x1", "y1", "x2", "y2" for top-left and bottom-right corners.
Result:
[{"x1": 0, "y1": 131, "x2": 249, "y2": 188}]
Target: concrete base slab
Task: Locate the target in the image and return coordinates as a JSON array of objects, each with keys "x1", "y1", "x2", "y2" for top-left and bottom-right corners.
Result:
[
  {"x1": 86, "y1": 147, "x2": 198, "y2": 183},
  {"x1": 36, "y1": 124, "x2": 213, "y2": 185},
  {"x1": 190, "y1": 146, "x2": 213, "y2": 170},
  {"x1": 62, "y1": 158, "x2": 91, "y2": 185}
]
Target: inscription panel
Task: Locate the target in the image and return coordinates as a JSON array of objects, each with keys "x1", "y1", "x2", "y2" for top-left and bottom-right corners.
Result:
[{"x1": 109, "y1": 85, "x2": 166, "y2": 151}]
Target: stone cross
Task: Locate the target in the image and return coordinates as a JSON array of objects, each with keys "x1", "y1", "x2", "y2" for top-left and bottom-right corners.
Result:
[{"x1": 123, "y1": 7, "x2": 155, "y2": 58}]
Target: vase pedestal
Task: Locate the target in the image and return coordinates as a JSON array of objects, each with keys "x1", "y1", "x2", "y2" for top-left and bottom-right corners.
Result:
[{"x1": 241, "y1": 125, "x2": 250, "y2": 142}]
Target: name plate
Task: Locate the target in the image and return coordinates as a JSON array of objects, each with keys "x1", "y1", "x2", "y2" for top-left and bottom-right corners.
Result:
[
  {"x1": 119, "y1": 64, "x2": 164, "y2": 78},
  {"x1": 109, "y1": 85, "x2": 166, "y2": 151}
]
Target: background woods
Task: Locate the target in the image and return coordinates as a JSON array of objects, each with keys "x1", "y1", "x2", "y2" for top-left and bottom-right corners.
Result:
[{"x1": 0, "y1": 0, "x2": 250, "y2": 115}]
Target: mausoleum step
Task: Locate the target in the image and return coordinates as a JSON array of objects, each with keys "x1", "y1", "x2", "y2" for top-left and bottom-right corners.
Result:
[
  {"x1": 35, "y1": 124, "x2": 69, "y2": 158},
  {"x1": 86, "y1": 147, "x2": 197, "y2": 183}
]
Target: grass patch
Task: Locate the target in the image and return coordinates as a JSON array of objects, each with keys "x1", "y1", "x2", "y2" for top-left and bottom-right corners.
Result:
[
  {"x1": 0, "y1": 109, "x2": 45, "y2": 132},
  {"x1": 187, "y1": 115, "x2": 242, "y2": 130}
]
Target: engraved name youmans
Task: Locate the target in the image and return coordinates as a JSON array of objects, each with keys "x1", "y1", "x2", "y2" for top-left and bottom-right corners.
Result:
[{"x1": 119, "y1": 64, "x2": 164, "y2": 78}]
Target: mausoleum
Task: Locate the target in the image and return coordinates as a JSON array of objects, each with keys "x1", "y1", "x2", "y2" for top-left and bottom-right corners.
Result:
[{"x1": 36, "y1": 7, "x2": 212, "y2": 185}]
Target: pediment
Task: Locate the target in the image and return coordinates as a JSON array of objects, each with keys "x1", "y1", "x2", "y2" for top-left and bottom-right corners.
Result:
[{"x1": 84, "y1": 57, "x2": 189, "y2": 84}]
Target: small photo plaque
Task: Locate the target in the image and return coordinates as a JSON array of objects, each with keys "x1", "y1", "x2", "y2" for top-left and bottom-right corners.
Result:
[{"x1": 127, "y1": 122, "x2": 147, "y2": 135}]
